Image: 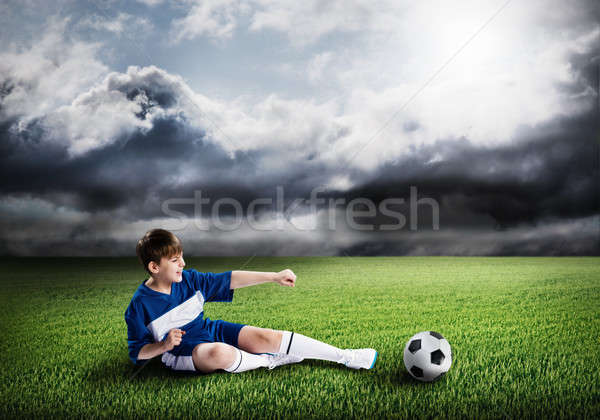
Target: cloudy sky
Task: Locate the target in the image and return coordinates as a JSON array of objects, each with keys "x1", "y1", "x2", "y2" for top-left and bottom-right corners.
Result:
[{"x1": 0, "y1": 0, "x2": 598, "y2": 256}]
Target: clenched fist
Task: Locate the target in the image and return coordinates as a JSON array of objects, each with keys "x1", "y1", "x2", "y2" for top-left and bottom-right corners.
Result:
[
  {"x1": 274, "y1": 268, "x2": 296, "y2": 287},
  {"x1": 162, "y1": 328, "x2": 185, "y2": 352}
]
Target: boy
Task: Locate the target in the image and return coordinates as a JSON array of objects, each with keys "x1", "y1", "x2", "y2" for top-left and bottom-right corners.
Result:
[{"x1": 125, "y1": 229, "x2": 377, "y2": 374}]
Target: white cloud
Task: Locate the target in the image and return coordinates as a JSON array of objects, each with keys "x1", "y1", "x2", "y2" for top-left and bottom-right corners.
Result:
[
  {"x1": 136, "y1": 0, "x2": 164, "y2": 5},
  {"x1": 47, "y1": 81, "x2": 151, "y2": 156},
  {"x1": 249, "y1": 0, "x2": 399, "y2": 46},
  {"x1": 170, "y1": 0, "x2": 248, "y2": 42},
  {"x1": 76, "y1": 12, "x2": 153, "y2": 36},
  {"x1": 0, "y1": 23, "x2": 184, "y2": 156},
  {"x1": 306, "y1": 52, "x2": 333, "y2": 84},
  {"x1": 0, "y1": 17, "x2": 108, "y2": 123},
  {"x1": 158, "y1": 0, "x2": 599, "y2": 171},
  {"x1": 165, "y1": 0, "x2": 401, "y2": 46},
  {"x1": 273, "y1": 0, "x2": 600, "y2": 169},
  {"x1": 212, "y1": 94, "x2": 343, "y2": 154},
  {"x1": 48, "y1": 64, "x2": 215, "y2": 156},
  {"x1": 0, "y1": 21, "x2": 160, "y2": 156},
  {"x1": 3, "y1": 4, "x2": 598, "y2": 173}
]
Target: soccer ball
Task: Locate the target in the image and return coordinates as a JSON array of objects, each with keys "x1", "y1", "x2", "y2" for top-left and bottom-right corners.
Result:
[{"x1": 403, "y1": 331, "x2": 452, "y2": 382}]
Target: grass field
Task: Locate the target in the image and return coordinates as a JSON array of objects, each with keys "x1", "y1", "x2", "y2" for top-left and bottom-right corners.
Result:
[{"x1": 0, "y1": 256, "x2": 599, "y2": 419}]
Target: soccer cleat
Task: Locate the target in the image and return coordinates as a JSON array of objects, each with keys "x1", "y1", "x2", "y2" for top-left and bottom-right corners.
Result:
[
  {"x1": 340, "y1": 348, "x2": 378, "y2": 370},
  {"x1": 267, "y1": 353, "x2": 304, "y2": 370}
]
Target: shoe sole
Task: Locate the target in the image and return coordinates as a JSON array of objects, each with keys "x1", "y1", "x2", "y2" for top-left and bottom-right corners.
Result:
[{"x1": 368, "y1": 351, "x2": 378, "y2": 369}]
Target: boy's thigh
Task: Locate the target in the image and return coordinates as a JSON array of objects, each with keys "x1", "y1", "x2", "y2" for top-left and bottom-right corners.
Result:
[{"x1": 192, "y1": 342, "x2": 238, "y2": 372}]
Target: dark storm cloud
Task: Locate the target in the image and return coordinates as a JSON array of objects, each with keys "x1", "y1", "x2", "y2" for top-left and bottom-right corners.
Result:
[
  {"x1": 0, "y1": 22, "x2": 598, "y2": 256},
  {"x1": 0, "y1": 111, "x2": 333, "y2": 221},
  {"x1": 341, "y1": 108, "x2": 598, "y2": 229},
  {"x1": 0, "y1": 115, "x2": 241, "y2": 216},
  {"x1": 338, "y1": 216, "x2": 599, "y2": 256},
  {"x1": 3, "y1": 99, "x2": 594, "y2": 227},
  {"x1": 556, "y1": 31, "x2": 600, "y2": 98},
  {"x1": 0, "y1": 62, "x2": 338, "y2": 220},
  {"x1": 2, "y1": 93, "x2": 597, "y2": 256}
]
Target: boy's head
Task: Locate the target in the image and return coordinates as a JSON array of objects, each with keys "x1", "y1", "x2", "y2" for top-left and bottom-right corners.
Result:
[{"x1": 136, "y1": 229, "x2": 184, "y2": 277}]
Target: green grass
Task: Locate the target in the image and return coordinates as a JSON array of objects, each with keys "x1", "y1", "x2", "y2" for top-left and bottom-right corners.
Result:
[{"x1": 0, "y1": 256, "x2": 599, "y2": 419}]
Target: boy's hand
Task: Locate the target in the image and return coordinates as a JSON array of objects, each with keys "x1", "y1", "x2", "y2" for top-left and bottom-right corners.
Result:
[
  {"x1": 162, "y1": 328, "x2": 186, "y2": 352},
  {"x1": 274, "y1": 269, "x2": 296, "y2": 287}
]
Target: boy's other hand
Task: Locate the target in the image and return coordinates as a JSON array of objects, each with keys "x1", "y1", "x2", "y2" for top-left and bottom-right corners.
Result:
[
  {"x1": 274, "y1": 269, "x2": 296, "y2": 287},
  {"x1": 162, "y1": 328, "x2": 186, "y2": 352}
]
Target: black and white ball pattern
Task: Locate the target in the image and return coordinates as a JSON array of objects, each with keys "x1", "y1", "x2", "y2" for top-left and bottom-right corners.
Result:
[{"x1": 403, "y1": 331, "x2": 452, "y2": 382}]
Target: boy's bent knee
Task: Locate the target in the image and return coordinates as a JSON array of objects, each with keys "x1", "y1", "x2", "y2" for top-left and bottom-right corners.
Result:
[
  {"x1": 238, "y1": 326, "x2": 282, "y2": 353},
  {"x1": 192, "y1": 343, "x2": 237, "y2": 373}
]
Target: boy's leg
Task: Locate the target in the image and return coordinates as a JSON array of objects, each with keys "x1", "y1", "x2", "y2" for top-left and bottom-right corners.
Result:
[
  {"x1": 237, "y1": 326, "x2": 282, "y2": 353},
  {"x1": 237, "y1": 326, "x2": 377, "y2": 370},
  {"x1": 238, "y1": 327, "x2": 342, "y2": 363},
  {"x1": 192, "y1": 342, "x2": 271, "y2": 374},
  {"x1": 203, "y1": 320, "x2": 296, "y2": 373}
]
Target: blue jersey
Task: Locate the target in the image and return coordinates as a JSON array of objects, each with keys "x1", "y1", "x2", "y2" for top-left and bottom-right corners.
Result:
[{"x1": 124, "y1": 269, "x2": 234, "y2": 365}]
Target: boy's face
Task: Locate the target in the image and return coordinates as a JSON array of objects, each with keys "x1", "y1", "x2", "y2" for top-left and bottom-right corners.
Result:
[{"x1": 156, "y1": 252, "x2": 185, "y2": 283}]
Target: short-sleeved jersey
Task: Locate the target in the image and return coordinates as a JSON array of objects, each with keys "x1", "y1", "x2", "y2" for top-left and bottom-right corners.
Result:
[{"x1": 124, "y1": 269, "x2": 234, "y2": 365}]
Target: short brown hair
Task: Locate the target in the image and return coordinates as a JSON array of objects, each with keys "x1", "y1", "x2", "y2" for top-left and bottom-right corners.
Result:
[{"x1": 136, "y1": 229, "x2": 183, "y2": 274}]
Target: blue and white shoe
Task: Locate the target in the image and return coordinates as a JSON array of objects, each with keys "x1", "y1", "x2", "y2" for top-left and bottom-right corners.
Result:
[{"x1": 340, "y1": 349, "x2": 378, "y2": 370}]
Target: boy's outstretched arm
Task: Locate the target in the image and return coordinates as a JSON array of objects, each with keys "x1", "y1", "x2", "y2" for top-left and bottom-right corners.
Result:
[{"x1": 230, "y1": 269, "x2": 296, "y2": 289}]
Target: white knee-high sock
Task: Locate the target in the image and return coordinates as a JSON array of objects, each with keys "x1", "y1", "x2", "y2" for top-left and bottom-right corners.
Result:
[
  {"x1": 278, "y1": 331, "x2": 344, "y2": 363},
  {"x1": 224, "y1": 348, "x2": 269, "y2": 373}
]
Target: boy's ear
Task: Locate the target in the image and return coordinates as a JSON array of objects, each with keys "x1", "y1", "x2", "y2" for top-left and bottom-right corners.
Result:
[{"x1": 148, "y1": 260, "x2": 160, "y2": 274}]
